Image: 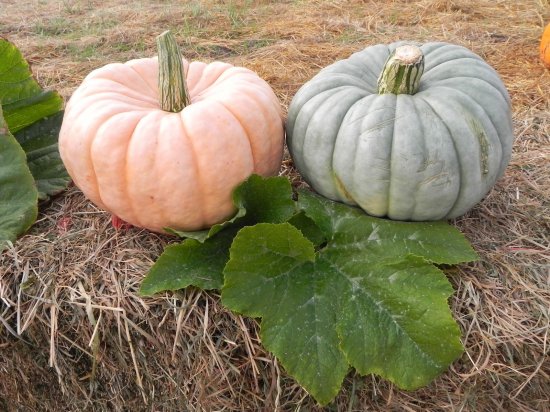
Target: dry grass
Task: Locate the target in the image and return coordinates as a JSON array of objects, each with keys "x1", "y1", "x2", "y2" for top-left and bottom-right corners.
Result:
[{"x1": 1, "y1": 0, "x2": 549, "y2": 410}]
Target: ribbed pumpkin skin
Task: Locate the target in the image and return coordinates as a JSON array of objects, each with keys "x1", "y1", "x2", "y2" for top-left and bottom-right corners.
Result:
[
  {"x1": 59, "y1": 57, "x2": 284, "y2": 233},
  {"x1": 286, "y1": 42, "x2": 514, "y2": 221},
  {"x1": 541, "y1": 23, "x2": 550, "y2": 69}
]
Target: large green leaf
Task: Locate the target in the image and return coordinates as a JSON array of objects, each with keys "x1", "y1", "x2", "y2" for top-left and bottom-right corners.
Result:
[
  {"x1": 0, "y1": 106, "x2": 38, "y2": 251},
  {"x1": 140, "y1": 176, "x2": 479, "y2": 404},
  {"x1": 222, "y1": 190, "x2": 478, "y2": 405},
  {"x1": 14, "y1": 111, "x2": 70, "y2": 200},
  {"x1": 140, "y1": 174, "x2": 296, "y2": 295},
  {"x1": 0, "y1": 38, "x2": 63, "y2": 133},
  {"x1": 0, "y1": 38, "x2": 68, "y2": 248}
]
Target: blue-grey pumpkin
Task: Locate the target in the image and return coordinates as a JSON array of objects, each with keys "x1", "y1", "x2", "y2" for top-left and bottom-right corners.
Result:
[{"x1": 286, "y1": 42, "x2": 514, "y2": 221}]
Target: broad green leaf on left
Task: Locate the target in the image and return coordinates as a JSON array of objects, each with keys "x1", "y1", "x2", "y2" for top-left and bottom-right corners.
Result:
[
  {"x1": 140, "y1": 174, "x2": 296, "y2": 295},
  {"x1": 0, "y1": 38, "x2": 63, "y2": 133},
  {"x1": 14, "y1": 111, "x2": 70, "y2": 200},
  {"x1": 222, "y1": 190, "x2": 478, "y2": 405},
  {"x1": 0, "y1": 106, "x2": 38, "y2": 251},
  {"x1": 0, "y1": 38, "x2": 68, "y2": 248}
]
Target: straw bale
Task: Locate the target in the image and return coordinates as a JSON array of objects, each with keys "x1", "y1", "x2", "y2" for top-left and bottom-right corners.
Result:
[{"x1": 1, "y1": 0, "x2": 549, "y2": 410}]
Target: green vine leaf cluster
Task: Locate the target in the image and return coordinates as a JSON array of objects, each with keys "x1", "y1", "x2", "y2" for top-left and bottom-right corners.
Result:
[
  {"x1": 141, "y1": 174, "x2": 478, "y2": 405},
  {"x1": 0, "y1": 38, "x2": 70, "y2": 251}
]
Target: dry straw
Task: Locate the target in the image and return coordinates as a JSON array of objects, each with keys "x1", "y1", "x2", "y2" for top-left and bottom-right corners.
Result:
[{"x1": 1, "y1": 0, "x2": 549, "y2": 410}]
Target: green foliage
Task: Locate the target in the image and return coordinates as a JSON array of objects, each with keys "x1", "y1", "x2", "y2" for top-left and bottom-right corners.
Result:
[
  {"x1": 0, "y1": 38, "x2": 69, "y2": 250},
  {"x1": 0, "y1": 107, "x2": 38, "y2": 250},
  {"x1": 141, "y1": 175, "x2": 478, "y2": 405}
]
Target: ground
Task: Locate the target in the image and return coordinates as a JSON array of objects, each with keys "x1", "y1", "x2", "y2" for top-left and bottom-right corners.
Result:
[{"x1": 0, "y1": 0, "x2": 549, "y2": 411}]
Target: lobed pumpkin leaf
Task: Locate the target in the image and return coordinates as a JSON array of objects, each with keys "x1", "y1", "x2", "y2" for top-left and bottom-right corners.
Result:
[
  {"x1": 222, "y1": 190, "x2": 477, "y2": 405},
  {"x1": 140, "y1": 174, "x2": 296, "y2": 295},
  {"x1": 0, "y1": 38, "x2": 63, "y2": 133},
  {"x1": 14, "y1": 111, "x2": 70, "y2": 200},
  {"x1": 142, "y1": 175, "x2": 479, "y2": 405},
  {"x1": 0, "y1": 106, "x2": 38, "y2": 251}
]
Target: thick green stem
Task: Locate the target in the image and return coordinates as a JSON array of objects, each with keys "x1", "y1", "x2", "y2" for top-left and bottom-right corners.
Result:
[
  {"x1": 156, "y1": 30, "x2": 190, "y2": 112},
  {"x1": 377, "y1": 45, "x2": 424, "y2": 95}
]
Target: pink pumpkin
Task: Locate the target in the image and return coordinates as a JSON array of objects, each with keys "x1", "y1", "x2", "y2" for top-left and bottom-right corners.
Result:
[{"x1": 59, "y1": 32, "x2": 284, "y2": 233}]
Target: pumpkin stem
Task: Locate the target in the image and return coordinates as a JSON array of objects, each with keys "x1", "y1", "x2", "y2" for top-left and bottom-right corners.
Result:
[
  {"x1": 377, "y1": 45, "x2": 424, "y2": 95},
  {"x1": 156, "y1": 30, "x2": 190, "y2": 112}
]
